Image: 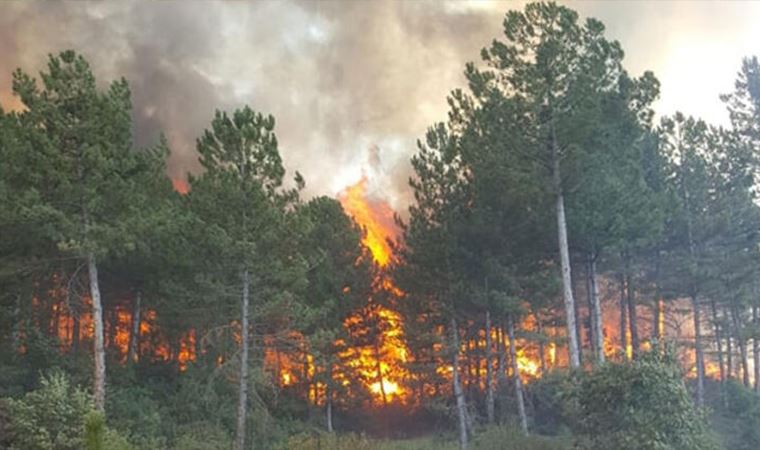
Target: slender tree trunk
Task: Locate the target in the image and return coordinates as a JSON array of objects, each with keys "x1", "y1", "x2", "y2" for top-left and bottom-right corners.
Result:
[
  {"x1": 496, "y1": 323, "x2": 507, "y2": 423},
  {"x1": 87, "y1": 253, "x2": 106, "y2": 413},
  {"x1": 374, "y1": 339, "x2": 388, "y2": 405},
  {"x1": 626, "y1": 275, "x2": 639, "y2": 359},
  {"x1": 731, "y1": 304, "x2": 750, "y2": 387},
  {"x1": 507, "y1": 315, "x2": 528, "y2": 435},
  {"x1": 537, "y1": 315, "x2": 547, "y2": 374},
  {"x1": 625, "y1": 255, "x2": 640, "y2": 359},
  {"x1": 692, "y1": 295, "x2": 706, "y2": 408},
  {"x1": 574, "y1": 281, "x2": 584, "y2": 366},
  {"x1": 451, "y1": 318, "x2": 468, "y2": 449},
  {"x1": 727, "y1": 331, "x2": 735, "y2": 380},
  {"x1": 127, "y1": 291, "x2": 141, "y2": 364},
  {"x1": 710, "y1": 299, "x2": 726, "y2": 385},
  {"x1": 72, "y1": 308, "x2": 80, "y2": 354},
  {"x1": 497, "y1": 325, "x2": 506, "y2": 385},
  {"x1": 619, "y1": 274, "x2": 629, "y2": 360},
  {"x1": 551, "y1": 122, "x2": 580, "y2": 368},
  {"x1": 653, "y1": 253, "x2": 663, "y2": 345},
  {"x1": 326, "y1": 364, "x2": 334, "y2": 433},
  {"x1": 485, "y1": 311, "x2": 495, "y2": 424},
  {"x1": 234, "y1": 269, "x2": 250, "y2": 450},
  {"x1": 753, "y1": 305, "x2": 760, "y2": 394},
  {"x1": 587, "y1": 253, "x2": 605, "y2": 364},
  {"x1": 12, "y1": 293, "x2": 22, "y2": 352}
]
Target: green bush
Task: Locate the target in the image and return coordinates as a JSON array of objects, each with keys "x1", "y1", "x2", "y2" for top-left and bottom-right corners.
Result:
[
  {"x1": 470, "y1": 425, "x2": 570, "y2": 450},
  {"x1": 171, "y1": 422, "x2": 232, "y2": 450},
  {"x1": 572, "y1": 351, "x2": 718, "y2": 450},
  {"x1": 715, "y1": 380, "x2": 760, "y2": 450},
  {"x1": 5, "y1": 370, "x2": 92, "y2": 450}
]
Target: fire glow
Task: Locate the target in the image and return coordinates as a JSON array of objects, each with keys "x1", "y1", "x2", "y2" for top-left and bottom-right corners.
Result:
[{"x1": 338, "y1": 176, "x2": 411, "y2": 404}]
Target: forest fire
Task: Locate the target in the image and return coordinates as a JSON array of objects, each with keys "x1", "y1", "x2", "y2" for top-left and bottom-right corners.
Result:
[{"x1": 338, "y1": 176, "x2": 411, "y2": 404}]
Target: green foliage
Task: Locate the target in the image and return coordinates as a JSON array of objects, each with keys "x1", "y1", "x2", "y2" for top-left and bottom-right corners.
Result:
[
  {"x1": 470, "y1": 426, "x2": 570, "y2": 450},
  {"x1": 714, "y1": 380, "x2": 760, "y2": 450},
  {"x1": 172, "y1": 422, "x2": 232, "y2": 450},
  {"x1": 572, "y1": 351, "x2": 718, "y2": 450},
  {"x1": 5, "y1": 370, "x2": 92, "y2": 450},
  {"x1": 84, "y1": 411, "x2": 106, "y2": 450}
]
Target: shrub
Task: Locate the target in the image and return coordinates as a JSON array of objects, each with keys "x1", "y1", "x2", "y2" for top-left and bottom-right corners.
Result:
[
  {"x1": 572, "y1": 350, "x2": 718, "y2": 450},
  {"x1": 470, "y1": 425, "x2": 570, "y2": 450},
  {"x1": 5, "y1": 370, "x2": 91, "y2": 450},
  {"x1": 172, "y1": 422, "x2": 232, "y2": 450},
  {"x1": 716, "y1": 380, "x2": 760, "y2": 450}
]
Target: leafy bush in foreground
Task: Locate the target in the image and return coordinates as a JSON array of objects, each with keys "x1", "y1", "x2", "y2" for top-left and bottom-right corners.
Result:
[{"x1": 573, "y1": 350, "x2": 718, "y2": 450}]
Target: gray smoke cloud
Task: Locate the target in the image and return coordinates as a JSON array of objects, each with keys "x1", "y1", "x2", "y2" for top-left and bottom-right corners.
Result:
[{"x1": 1, "y1": 1, "x2": 757, "y2": 209}]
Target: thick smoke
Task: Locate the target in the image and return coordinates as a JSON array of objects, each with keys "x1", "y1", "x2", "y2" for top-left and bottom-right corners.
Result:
[{"x1": 1, "y1": 1, "x2": 757, "y2": 207}]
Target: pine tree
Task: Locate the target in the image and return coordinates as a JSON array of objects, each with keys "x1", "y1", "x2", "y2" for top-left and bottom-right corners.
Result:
[
  {"x1": 5, "y1": 51, "x2": 159, "y2": 412},
  {"x1": 188, "y1": 106, "x2": 305, "y2": 450}
]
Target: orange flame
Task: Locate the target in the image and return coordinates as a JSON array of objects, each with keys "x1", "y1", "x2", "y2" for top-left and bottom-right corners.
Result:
[
  {"x1": 338, "y1": 177, "x2": 396, "y2": 267},
  {"x1": 337, "y1": 177, "x2": 411, "y2": 404}
]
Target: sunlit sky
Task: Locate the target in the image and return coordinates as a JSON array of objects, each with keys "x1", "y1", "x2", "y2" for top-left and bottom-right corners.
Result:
[{"x1": 2, "y1": 1, "x2": 759, "y2": 209}]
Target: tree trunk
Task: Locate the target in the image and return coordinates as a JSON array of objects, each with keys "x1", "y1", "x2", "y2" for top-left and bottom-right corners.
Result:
[
  {"x1": 550, "y1": 119, "x2": 580, "y2": 368},
  {"x1": 753, "y1": 305, "x2": 760, "y2": 394},
  {"x1": 587, "y1": 253, "x2": 605, "y2": 364},
  {"x1": 692, "y1": 295, "x2": 706, "y2": 408},
  {"x1": 12, "y1": 293, "x2": 22, "y2": 353},
  {"x1": 234, "y1": 269, "x2": 250, "y2": 450},
  {"x1": 127, "y1": 291, "x2": 141, "y2": 364},
  {"x1": 625, "y1": 260, "x2": 640, "y2": 359},
  {"x1": 72, "y1": 309, "x2": 80, "y2": 354},
  {"x1": 87, "y1": 253, "x2": 106, "y2": 413},
  {"x1": 619, "y1": 274, "x2": 629, "y2": 360},
  {"x1": 326, "y1": 365, "x2": 334, "y2": 433},
  {"x1": 485, "y1": 311, "x2": 495, "y2": 424},
  {"x1": 496, "y1": 323, "x2": 507, "y2": 422},
  {"x1": 727, "y1": 331, "x2": 734, "y2": 380},
  {"x1": 507, "y1": 315, "x2": 529, "y2": 435},
  {"x1": 574, "y1": 281, "x2": 584, "y2": 366},
  {"x1": 537, "y1": 315, "x2": 547, "y2": 374},
  {"x1": 731, "y1": 304, "x2": 750, "y2": 387},
  {"x1": 710, "y1": 299, "x2": 726, "y2": 385},
  {"x1": 451, "y1": 318, "x2": 468, "y2": 449},
  {"x1": 374, "y1": 336, "x2": 388, "y2": 406}
]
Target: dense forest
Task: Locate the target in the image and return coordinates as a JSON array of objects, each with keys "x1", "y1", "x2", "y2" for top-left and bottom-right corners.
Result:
[{"x1": 3, "y1": 2, "x2": 760, "y2": 449}]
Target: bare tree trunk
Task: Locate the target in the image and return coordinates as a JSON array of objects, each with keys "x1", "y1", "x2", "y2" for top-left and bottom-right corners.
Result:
[
  {"x1": 537, "y1": 315, "x2": 547, "y2": 374},
  {"x1": 619, "y1": 273, "x2": 629, "y2": 360},
  {"x1": 625, "y1": 257, "x2": 640, "y2": 359},
  {"x1": 507, "y1": 315, "x2": 528, "y2": 435},
  {"x1": 87, "y1": 253, "x2": 106, "y2": 413},
  {"x1": 574, "y1": 281, "x2": 584, "y2": 366},
  {"x1": 496, "y1": 323, "x2": 507, "y2": 423},
  {"x1": 72, "y1": 307, "x2": 80, "y2": 354},
  {"x1": 451, "y1": 318, "x2": 468, "y2": 449},
  {"x1": 731, "y1": 304, "x2": 750, "y2": 387},
  {"x1": 551, "y1": 122, "x2": 580, "y2": 368},
  {"x1": 374, "y1": 338, "x2": 388, "y2": 406},
  {"x1": 587, "y1": 253, "x2": 605, "y2": 364},
  {"x1": 727, "y1": 331, "x2": 734, "y2": 380},
  {"x1": 692, "y1": 295, "x2": 705, "y2": 408},
  {"x1": 326, "y1": 365, "x2": 334, "y2": 433},
  {"x1": 127, "y1": 291, "x2": 141, "y2": 364},
  {"x1": 753, "y1": 305, "x2": 760, "y2": 394},
  {"x1": 12, "y1": 293, "x2": 22, "y2": 352},
  {"x1": 710, "y1": 299, "x2": 726, "y2": 386},
  {"x1": 234, "y1": 269, "x2": 250, "y2": 450},
  {"x1": 485, "y1": 311, "x2": 495, "y2": 424}
]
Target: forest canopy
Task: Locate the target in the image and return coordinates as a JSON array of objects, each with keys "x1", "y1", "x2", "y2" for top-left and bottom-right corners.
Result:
[{"x1": 2, "y1": 2, "x2": 760, "y2": 450}]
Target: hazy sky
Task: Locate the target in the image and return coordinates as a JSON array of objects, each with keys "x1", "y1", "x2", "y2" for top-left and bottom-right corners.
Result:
[{"x1": 2, "y1": 1, "x2": 759, "y2": 209}]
